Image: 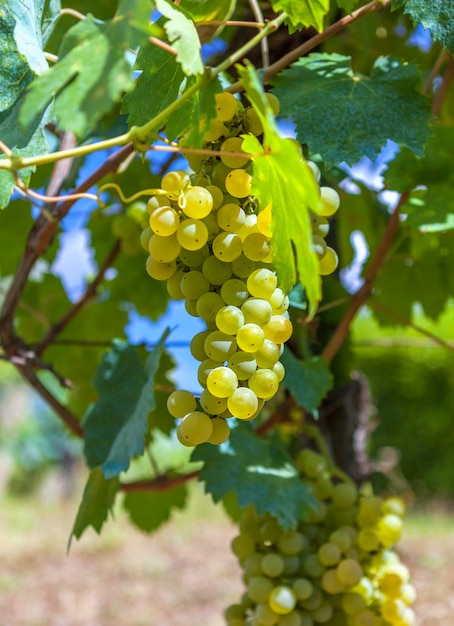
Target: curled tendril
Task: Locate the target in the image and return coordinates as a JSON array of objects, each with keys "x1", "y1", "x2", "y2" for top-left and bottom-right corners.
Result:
[{"x1": 96, "y1": 182, "x2": 167, "y2": 206}]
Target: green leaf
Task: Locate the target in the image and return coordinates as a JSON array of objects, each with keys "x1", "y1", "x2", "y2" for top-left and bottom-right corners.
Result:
[
  {"x1": 155, "y1": 0, "x2": 204, "y2": 76},
  {"x1": 83, "y1": 333, "x2": 168, "y2": 478},
  {"x1": 123, "y1": 485, "x2": 188, "y2": 532},
  {"x1": 179, "y1": 0, "x2": 235, "y2": 22},
  {"x1": 384, "y1": 125, "x2": 454, "y2": 232},
  {"x1": 280, "y1": 349, "x2": 333, "y2": 415},
  {"x1": 399, "y1": 0, "x2": 454, "y2": 53},
  {"x1": 334, "y1": 0, "x2": 358, "y2": 12},
  {"x1": 269, "y1": 0, "x2": 329, "y2": 32},
  {"x1": 272, "y1": 54, "x2": 432, "y2": 166},
  {"x1": 69, "y1": 468, "x2": 119, "y2": 544},
  {"x1": 122, "y1": 43, "x2": 185, "y2": 128},
  {"x1": 20, "y1": 0, "x2": 150, "y2": 138},
  {"x1": 167, "y1": 75, "x2": 223, "y2": 145},
  {"x1": 240, "y1": 64, "x2": 321, "y2": 315},
  {"x1": 192, "y1": 423, "x2": 317, "y2": 529},
  {"x1": 0, "y1": 201, "x2": 34, "y2": 273}
]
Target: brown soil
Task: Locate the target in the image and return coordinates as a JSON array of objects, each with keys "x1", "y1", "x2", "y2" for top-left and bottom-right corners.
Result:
[{"x1": 0, "y1": 489, "x2": 453, "y2": 626}]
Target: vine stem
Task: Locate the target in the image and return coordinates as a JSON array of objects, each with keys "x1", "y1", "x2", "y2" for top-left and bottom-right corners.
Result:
[
  {"x1": 120, "y1": 471, "x2": 200, "y2": 493},
  {"x1": 321, "y1": 192, "x2": 409, "y2": 363}
]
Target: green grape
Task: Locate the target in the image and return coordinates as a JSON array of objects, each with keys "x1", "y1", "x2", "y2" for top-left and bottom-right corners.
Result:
[
  {"x1": 216, "y1": 305, "x2": 245, "y2": 335},
  {"x1": 198, "y1": 358, "x2": 221, "y2": 386},
  {"x1": 213, "y1": 232, "x2": 243, "y2": 262},
  {"x1": 184, "y1": 298, "x2": 199, "y2": 317},
  {"x1": 215, "y1": 92, "x2": 239, "y2": 121},
  {"x1": 277, "y1": 530, "x2": 307, "y2": 556},
  {"x1": 318, "y1": 247, "x2": 338, "y2": 276},
  {"x1": 220, "y1": 137, "x2": 250, "y2": 168},
  {"x1": 312, "y1": 235, "x2": 328, "y2": 259},
  {"x1": 190, "y1": 330, "x2": 211, "y2": 361},
  {"x1": 332, "y1": 483, "x2": 358, "y2": 509},
  {"x1": 201, "y1": 211, "x2": 221, "y2": 239},
  {"x1": 166, "y1": 390, "x2": 197, "y2": 418},
  {"x1": 341, "y1": 592, "x2": 366, "y2": 616},
  {"x1": 161, "y1": 169, "x2": 190, "y2": 193},
  {"x1": 302, "y1": 554, "x2": 326, "y2": 578},
  {"x1": 321, "y1": 569, "x2": 345, "y2": 595},
  {"x1": 149, "y1": 206, "x2": 180, "y2": 236},
  {"x1": 244, "y1": 107, "x2": 263, "y2": 135},
  {"x1": 266, "y1": 92, "x2": 280, "y2": 115},
  {"x1": 148, "y1": 233, "x2": 181, "y2": 262},
  {"x1": 217, "y1": 203, "x2": 246, "y2": 232},
  {"x1": 248, "y1": 368, "x2": 279, "y2": 400},
  {"x1": 310, "y1": 212, "x2": 329, "y2": 238},
  {"x1": 228, "y1": 351, "x2": 257, "y2": 380},
  {"x1": 211, "y1": 162, "x2": 232, "y2": 190},
  {"x1": 272, "y1": 361, "x2": 285, "y2": 382},
  {"x1": 319, "y1": 187, "x2": 340, "y2": 217},
  {"x1": 261, "y1": 553, "x2": 285, "y2": 577},
  {"x1": 180, "y1": 270, "x2": 210, "y2": 300},
  {"x1": 147, "y1": 194, "x2": 169, "y2": 214},
  {"x1": 328, "y1": 529, "x2": 351, "y2": 553},
  {"x1": 166, "y1": 268, "x2": 185, "y2": 300},
  {"x1": 177, "y1": 411, "x2": 213, "y2": 445},
  {"x1": 177, "y1": 218, "x2": 209, "y2": 250},
  {"x1": 180, "y1": 186, "x2": 213, "y2": 218},
  {"x1": 244, "y1": 553, "x2": 264, "y2": 578},
  {"x1": 179, "y1": 244, "x2": 210, "y2": 268},
  {"x1": 204, "y1": 330, "x2": 237, "y2": 361},
  {"x1": 278, "y1": 611, "x2": 305, "y2": 626},
  {"x1": 206, "y1": 185, "x2": 224, "y2": 210},
  {"x1": 283, "y1": 555, "x2": 300, "y2": 576},
  {"x1": 225, "y1": 604, "x2": 246, "y2": 622},
  {"x1": 145, "y1": 256, "x2": 176, "y2": 280},
  {"x1": 378, "y1": 564, "x2": 409, "y2": 597},
  {"x1": 203, "y1": 118, "x2": 228, "y2": 142},
  {"x1": 201, "y1": 255, "x2": 232, "y2": 286},
  {"x1": 336, "y1": 559, "x2": 363, "y2": 586},
  {"x1": 318, "y1": 543, "x2": 341, "y2": 567},
  {"x1": 247, "y1": 268, "x2": 278, "y2": 299},
  {"x1": 232, "y1": 534, "x2": 257, "y2": 561},
  {"x1": 357, "y1": 529, "x2": 380, "y2": 552},
  {"x1": 292, "y1": 578, "x2": 314, "y2": 601},
  {"x1": 401, "y1": 583, "x2": 417, "y2": 605},
  {"x1": 254, "y1": 339, "x2": 281, "y2": 369},
  {"x1": 263, "y1": 315, "x2": 293, "y2": 344},
  {"x1": 357, "y1": 497, "x2": 383, "y2": 528},
  {"x1": 196, "y1": 291, "x2": 225, "y2": 321},
  {"x1": 232, "y1": 254, "x2": 256, "y2": 278},
  {"x1": 299, "y1": 588, "x2": 323, "y2": 612},
  {"x1": 238, "y1": 213, "x2": 259, "y2": 241},
  {"x1": 268, "y1": 586, "x2": 297, "y2": 615},
  {"x1": 382, "y1": 497, "x2": 406, "y2": 518},
  {"x1": 200, "y1": 389, "x2": 228, "y2": 415},
  {"x1": 221, "y1": 278, "x2": 249, "y2": 306},
  {"x1": 257, "y1": 204, "x2": 272, "y2": 238},
  {"x1": 297, "y1": 448, "x2": 327, "y2": 478},
  {"x1": 376, "y1": 514, "x2": 403, "y2": 547},
  {"x1": 236, "y1": 323, "x2": 265, "y2": 352},
  {"x1": 256, "y1": 603, "x2": 280, "y2": 626},
  {"x1": 247, "y1": 576, "x2": 274, "y2": 604},
  {"x1": 352, "y1": 610, "x2": 377, "y2": 626},
  {"x1": 241, "y1": 298, "x2": 273, "y2": 327},
  {"x1": 259, "y1": 517, "x2": 281, "y2": 544},
  {"x1": 243, "y1": 233, "x2": 272, "y2": 262},
  {"x1": 206, "y1": 366, "x2": 238, "y2": 397},
  {"x1": 140, "y1": 226, "x2": 152, "y2": 251},
  {"x1": 225, "y1": 169, "x2": 252, "y2": 198},
  {"x1": 227, "y1": 387, "x2": 259, "y2": 419}
]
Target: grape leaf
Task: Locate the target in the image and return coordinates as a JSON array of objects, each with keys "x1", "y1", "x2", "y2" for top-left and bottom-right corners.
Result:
[
  {"x1": 384, "y1": 125, "x2": 454, "y2": 232},
  {"x1": 280, "y1": 349, "x2": 333, "y2": 415},
  {"x1": 122, "y1": 43, "x2": 185, "y2": 128},
  {"x1": 272, "y1": 54, "x2": 432, "y2": 167},
  {"x1": 179, "y1": 0, "x2": 235, "y2": 22},
  {"x1": 155, "y1": 0, "x2": 204, "y2": 76},
  {"x1": 398, "y1": 0, "x2": 454, "y2": 53},
  {"x1": 240, "y1": 64, "x2": 321, "y2": 315},
  {"x1": 270, "y1": 0, "x2": 329, "y2": 32},
  {"x1": 192, "y1": 423, "x2": 317, "y2": 529},
  {"x1": 0, "y1": 201, "x2": 34, "y2": 273},
  {"x1": 19, "y1": 0, "x2": 150, "y2": 138},
  {"x1": 123, "y1": 485, "x2": 188, "y2": 533},
  {"x1": 83, "y1": 333, "x2": 169, "y2": 478},
  {"x1": 69, "y1": 468, "x2": 119, "y2": 545},
  {"x1": 0, "y1": 4, "x2": 51, "y2": 207},
  {"x1": 335, "y1": 0, "x2": 359, "y2": 12}
]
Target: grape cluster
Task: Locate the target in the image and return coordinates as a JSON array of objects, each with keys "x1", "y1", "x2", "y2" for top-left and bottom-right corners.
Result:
[
  {"x1": 225, "y1": 450, "x2": 415, "y2": 626},
  {"x1": 142, "y1": 92, "x2": 340, "y2": 446}
]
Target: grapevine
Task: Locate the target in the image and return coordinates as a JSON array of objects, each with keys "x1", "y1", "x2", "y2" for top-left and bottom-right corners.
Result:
[
  {"x1": 226, "y1": 447, "x2": 415, "y2": 626},
  {"x1": 142, "y1": 91, "x2": 340, "y2": 446}
]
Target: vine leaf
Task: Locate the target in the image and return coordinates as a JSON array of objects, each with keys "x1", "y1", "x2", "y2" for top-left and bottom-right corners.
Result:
[
  {"x1": 240, "y1": 64, "x2": 321, "y2": 316},
  {"x1": 192, "y1": 423, "x2": 317, "y2": 530},
  {"x1": 123, "y1": 486, "x2": 188, "y2": 533},
  {"x1": 19, "y1": 0, "x2": 150, "y2": 138},
  {"x1": 155, "y1": 0, "x2": 204, "y2": 76},
  {"x1": 335, "y1": 0, "x2": 359, "y2": 12},
  {"x1": 397, "y1": 0, "x2": 454, "y2": 53},
  {"x1": 69, "y1": 468, "x2": 120, "y2": 546},
  {"x1": 122, "y1": 43, "x2": 185, "y2": 128},
  {"x1": 280, "y1": 350, "x2": 333, "y2": 416},
  {"x1": 269, "y1": 0, "x2": 329, "y2": 32},
  {"x1": 83, "y1": 332, "x2": 168, "y2": 478},
  {"x1": 272, "y1": 53, "x2": 432, "y2": 166},
  {"x1": 384, "y1": 125, "x2": 454, "y2": 232}
]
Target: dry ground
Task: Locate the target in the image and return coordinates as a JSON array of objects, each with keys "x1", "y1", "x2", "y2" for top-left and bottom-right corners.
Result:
[{"x1": 0, "y1": 483, "x2": 453, "y2": 626}]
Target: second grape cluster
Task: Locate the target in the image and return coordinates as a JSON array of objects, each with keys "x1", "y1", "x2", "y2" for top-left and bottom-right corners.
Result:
[{"x1": 142, "y1": 92, "x2": 340, "y2": 446}]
